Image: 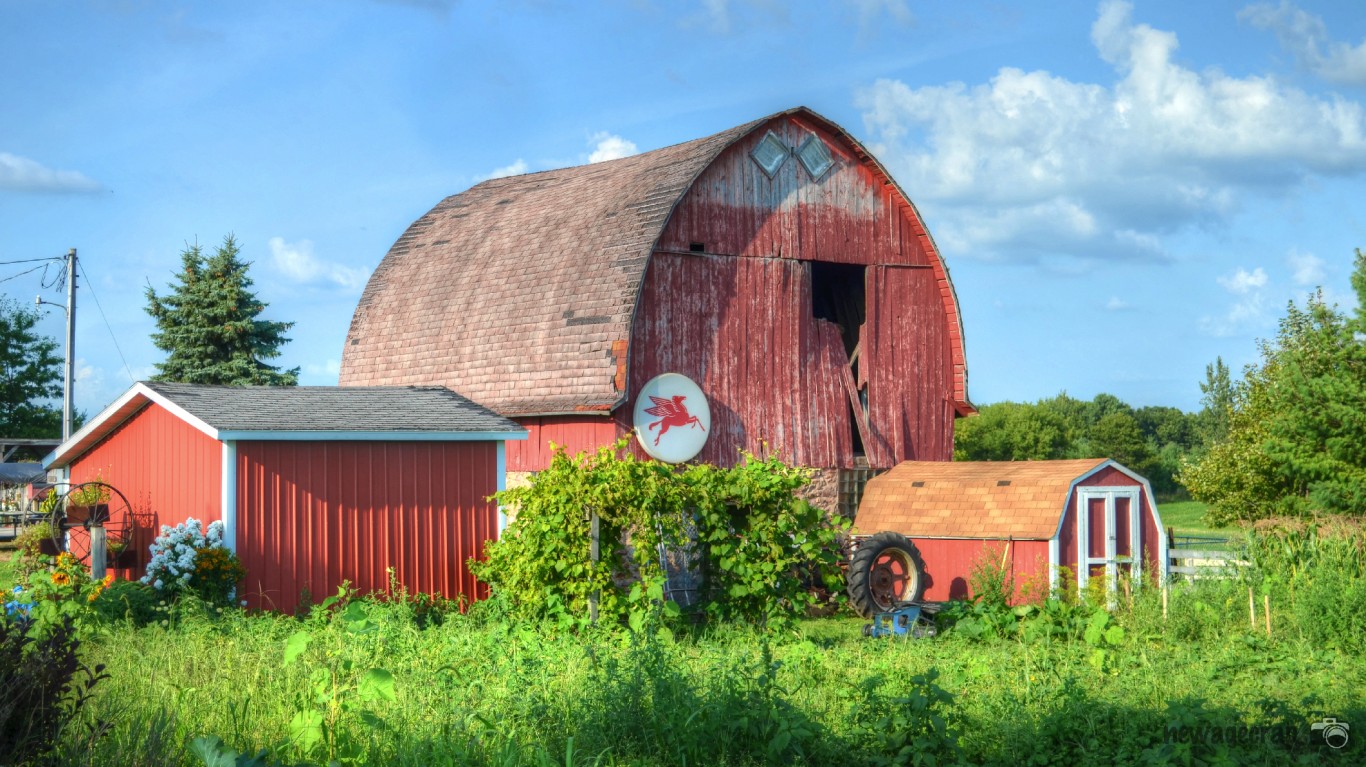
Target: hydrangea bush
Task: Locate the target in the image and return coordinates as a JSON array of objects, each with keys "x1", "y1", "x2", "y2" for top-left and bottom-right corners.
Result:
[{"x1": 140, "y1": 519, "x2": 244, "y2": 605}]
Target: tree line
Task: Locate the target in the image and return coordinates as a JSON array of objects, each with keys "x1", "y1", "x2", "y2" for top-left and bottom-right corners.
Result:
[
  {"x1": 953, "y1": 391, "x2": 1210, "y2": 499},
  {"x1": 958, "y1": 249, "x2": 1366, "y2": 525}
]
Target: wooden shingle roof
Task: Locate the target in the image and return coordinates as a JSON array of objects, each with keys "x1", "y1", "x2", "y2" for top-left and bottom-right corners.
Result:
[
  {"x1": 854, "y1": 459, "x2": 1111, "y2": 540},
  {"x1": 339, "y1": 112, "x2": 769, "y2": 415}
]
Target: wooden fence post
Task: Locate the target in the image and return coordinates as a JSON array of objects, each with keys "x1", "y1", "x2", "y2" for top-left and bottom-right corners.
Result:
[{"x1": 90, "y1": 524, "x2": 107, "y2": 580}]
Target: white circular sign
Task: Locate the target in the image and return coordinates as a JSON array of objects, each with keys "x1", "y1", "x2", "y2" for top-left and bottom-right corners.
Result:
[{"x1": 633, "y1": 373, "x2": 711, "y2": 463}]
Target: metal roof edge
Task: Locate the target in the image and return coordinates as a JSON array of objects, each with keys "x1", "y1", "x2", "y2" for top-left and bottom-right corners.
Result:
[
  {"x1": 216, "y1": 429, "x2": 528, "y2": 442},
  {"x1": 44, "y1": 382, "x2": 222, "y2": 470}
]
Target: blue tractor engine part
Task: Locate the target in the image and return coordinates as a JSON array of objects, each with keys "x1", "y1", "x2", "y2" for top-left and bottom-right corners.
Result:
[{"x1": 863, "y1": 602, "x2": 938, "y2": 638}]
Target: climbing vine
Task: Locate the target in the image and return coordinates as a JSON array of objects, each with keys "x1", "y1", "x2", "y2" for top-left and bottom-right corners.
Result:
[{"x1": 471, "y1": 441, "x2": 847, "y2": 630}]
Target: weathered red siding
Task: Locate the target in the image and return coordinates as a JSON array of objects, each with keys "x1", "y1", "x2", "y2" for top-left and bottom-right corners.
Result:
[
  {"x1": 234, "y1": 441, "x2": 497, "y2": 612},
  {"x1": 507, "y1": 416, "x2": 623, "y2": 471},
  {"x1": 625, "y1": 113, "x2": 965, "y2": 469},
  {"x1": 69, "y1": 402, "x2": 222, "y2": 578},
  {"x1": 911, "y1": 538, "x2": 1050, "y2": 602},
  {"x1": 657, "y1": 116, "x2": 932, "y2": 268},
  {"x1": 863, "y1": 266, "x2": 955, "y2": 464},
  {"x1": 629, "y1": 253, "x2": 854, "y2": 467}
]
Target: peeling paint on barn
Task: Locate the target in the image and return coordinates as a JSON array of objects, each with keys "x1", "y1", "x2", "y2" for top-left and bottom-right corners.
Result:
[{"x1": 340, "y1": 106, "x2": 973, "y2": 512}]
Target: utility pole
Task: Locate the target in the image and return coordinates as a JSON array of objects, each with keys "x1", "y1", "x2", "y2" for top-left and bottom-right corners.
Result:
[
  {"x1": 63, "y1": 248, "x2": 76, "y2": 442},
  {"x1": 35, "y1": 249, "x2": 77, "y2": 442}
]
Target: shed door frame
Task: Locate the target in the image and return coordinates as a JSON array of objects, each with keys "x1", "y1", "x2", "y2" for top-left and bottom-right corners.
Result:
[{"x1": 1075, "y1": 486, "x2": 1142, "y2": 599}]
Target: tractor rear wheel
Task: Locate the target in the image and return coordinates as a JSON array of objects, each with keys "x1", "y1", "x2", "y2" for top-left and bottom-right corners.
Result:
[{"x1": 847, "y1": 531, "x2": 926, "y2": 618}]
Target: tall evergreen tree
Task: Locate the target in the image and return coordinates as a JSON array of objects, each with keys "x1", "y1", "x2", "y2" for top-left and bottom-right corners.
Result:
[
  {"x1": 0, "y1": 297, "x2": 63, "y2": 437},
  {"x1": 145, "y1": 235, "x2": 299, "y2": 386}
]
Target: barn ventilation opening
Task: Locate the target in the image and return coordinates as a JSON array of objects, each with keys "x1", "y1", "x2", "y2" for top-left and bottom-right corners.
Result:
[{"x1": 811, "y1": 262, "x2": 868, "y2": 454}]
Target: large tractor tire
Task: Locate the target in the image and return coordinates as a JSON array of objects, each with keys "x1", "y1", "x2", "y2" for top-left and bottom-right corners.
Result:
[{"x1": 847, "y1": 531, "x2": 926, "y2": 618}]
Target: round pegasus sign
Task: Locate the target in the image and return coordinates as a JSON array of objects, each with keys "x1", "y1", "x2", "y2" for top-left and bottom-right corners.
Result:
[{"x1": 633, "y1": 373, "x2": 710, "y2": 464}]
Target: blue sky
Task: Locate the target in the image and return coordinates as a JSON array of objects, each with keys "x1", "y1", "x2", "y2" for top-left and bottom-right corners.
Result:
[{"x1": 2, "y1": 0, "x2": 1364, "y2": 417}]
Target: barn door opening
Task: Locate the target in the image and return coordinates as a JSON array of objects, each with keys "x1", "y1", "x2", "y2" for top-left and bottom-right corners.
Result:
[
  {"x1": 810, "y1": 262, "x2": 867, "y2": 454},
  {"x1": 1076, "y1": 487, "x2": 1142, "y2": 604}
]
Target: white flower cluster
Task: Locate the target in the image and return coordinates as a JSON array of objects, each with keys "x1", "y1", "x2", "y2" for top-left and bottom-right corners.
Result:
[{"x1": 140, "y1": 518, "x2": 228, "y2": 593}]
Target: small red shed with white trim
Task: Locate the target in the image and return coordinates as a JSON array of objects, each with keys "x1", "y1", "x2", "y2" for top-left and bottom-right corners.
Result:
[
  {"x1": 853, "y1": 459, "x2": 1168, "y2": 605},
  {"x1": 44, "y1": 382, "x2": 525, "y2": 611}
]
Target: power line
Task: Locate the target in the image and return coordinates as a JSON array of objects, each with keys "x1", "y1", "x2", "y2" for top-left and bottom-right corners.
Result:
[
  {"x1": 77, "y1": 259, "x2": 136, "y2": 385},
  {"x1": 0, "y1": 256, "x2": 64, "y2": 266},
  {"x1": 0, "y1": 264, "x2": 47, "y2": 284}
]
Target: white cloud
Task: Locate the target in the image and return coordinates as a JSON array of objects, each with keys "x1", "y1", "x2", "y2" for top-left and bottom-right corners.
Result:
[
  {"x1": 855, "y1": 0, "x2": 1366, "y2": 264},
  {"x1": 1286, "y1": 249, "x2": 1325, "y2": 286},
  {"x1": 268, "y1": 237, "x2": 369, "y2": 290},
  {"x1": 1240, "y1": 2, "x2": 1366, "y2": 85},
  {"x1": 482, "y1": 159, "x2": 528, "y2": 180},
  {"x1": 587, "y1": 132, "x2": 639, "y2": 163},
  {"x1": 304, "y1": 359, "x2": 341, "y2": 377},
  {"x1": 1218, "y1": 266, "x2": 1269, "y2": 294},
  {"x1": 0, "y1": 152, "x2": 101, "y2": 193},
  {"x1": 1203, "y1": 266, "x2": 1271, "y2": 335},
  {"x1": 1105, "y1": 296, "x2": 1132, "y2": 311}
]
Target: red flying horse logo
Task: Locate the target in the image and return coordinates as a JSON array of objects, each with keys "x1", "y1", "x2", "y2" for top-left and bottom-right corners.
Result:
[{"x1": 644, "y1": 395, "x2": 706, "y2": 445}]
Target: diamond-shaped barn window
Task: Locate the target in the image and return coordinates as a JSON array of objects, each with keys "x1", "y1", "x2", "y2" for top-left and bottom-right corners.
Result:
[
  {"x1": 750, "y1": 131, "x2": 788, "y2": 178},
  {"x1": 797, "y1": 134, "x2": 833, "y2": 179}
]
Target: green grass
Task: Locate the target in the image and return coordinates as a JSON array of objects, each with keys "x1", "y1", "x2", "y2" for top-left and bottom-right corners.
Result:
[
  {"x1": 25, "y1": 589, "x2": 1362, "y2": 767},
  {"x1": 1158, "y1": 500, "x2": 1236, "y2": 539}
]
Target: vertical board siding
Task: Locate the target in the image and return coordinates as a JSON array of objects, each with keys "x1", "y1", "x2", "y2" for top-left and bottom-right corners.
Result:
[
  {"x1": 235, "y1": 441, "x2": 497, "y2": 612},
  {"x1": 506, "y1": 416, "x2": 623, "y2": 471},
  {"x1": 862, "y1": 266, "x2": 954, "y2": 465},
  {"x1": 630, "y1": 252, "x2": 852, "y2": 468},
  {"x1": 631, "y1": 114, "x2": 964, "y2": 469},
  {"x1": 653, "y1": 114, "x2": 968, "y2": 409},
  {"x1": 69, "y1": 402, "x2": 222, "y2": 579},
  {"x1": 910, "y1": 538, "x2": 1049, "y2": 603},
  {"x1": 657, "y1": 118, "x2": 927, "y2": 267}
]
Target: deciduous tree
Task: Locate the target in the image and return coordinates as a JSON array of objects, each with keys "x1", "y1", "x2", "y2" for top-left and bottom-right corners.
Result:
[
  {"x1": 0, "y1": 298, "x2": 63, "y2": 437},
  {"x1": 1182, "y1": 250, "x2": 1366, "y2": 522}
]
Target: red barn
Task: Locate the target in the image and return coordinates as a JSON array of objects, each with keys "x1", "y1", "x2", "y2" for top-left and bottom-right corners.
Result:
[
  {"x1": 852, "y1": 459, "x2": 1169, "y2": 609},
  {"x1": 44, "y1": 382, "x2": 524, "y2": 610},
  {"x1": 340, "y1": 106, "x2": 972, "y2": 513}
]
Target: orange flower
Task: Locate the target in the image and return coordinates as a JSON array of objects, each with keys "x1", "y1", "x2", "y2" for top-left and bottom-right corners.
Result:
[{"x1": 51, "y1": 571, "x2": 71, "y2": 587}]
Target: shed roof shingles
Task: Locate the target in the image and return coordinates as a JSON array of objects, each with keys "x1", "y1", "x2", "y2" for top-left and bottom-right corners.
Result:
[
  {"x1": 854, "y1": 459, "x2": 1109, "y2": 540},
  {"x1": 144, "y1": 382, "x2": 522, "y2": 434}
]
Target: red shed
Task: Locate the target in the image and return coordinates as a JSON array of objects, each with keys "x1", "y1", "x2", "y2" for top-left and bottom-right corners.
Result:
[
  {"x1": 44, "y1": 382, "x2": 525, "y2": 611},
  {"x1": 853, "y1": 459, "x2": 1168, "y2": 605},
  {"x1": 339, "y1": 106, "x2": 973, "y2": 514}
]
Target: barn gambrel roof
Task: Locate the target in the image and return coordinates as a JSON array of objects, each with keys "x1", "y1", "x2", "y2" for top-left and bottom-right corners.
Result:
[{"x1": 340, "y1": 106, "x2": 968, "y2": 417}]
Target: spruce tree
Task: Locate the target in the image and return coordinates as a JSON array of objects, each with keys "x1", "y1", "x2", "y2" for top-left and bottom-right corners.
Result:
[{"x1": 145, "y1": 235, "x2": 299, "y2": 386}]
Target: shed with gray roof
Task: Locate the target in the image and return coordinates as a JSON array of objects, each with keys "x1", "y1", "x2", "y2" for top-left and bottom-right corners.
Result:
[{"x1": 45, "y1": 381, "x2": 526, "y2": 611}]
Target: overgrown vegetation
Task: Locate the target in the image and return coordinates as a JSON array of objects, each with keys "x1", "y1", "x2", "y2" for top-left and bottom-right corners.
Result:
[
  {"x1": 3, "y1": 502, "x2": 1362, "y2": 765},
  {"x1": 473, "y1": 442, "x2": 847, "y2": 631}
]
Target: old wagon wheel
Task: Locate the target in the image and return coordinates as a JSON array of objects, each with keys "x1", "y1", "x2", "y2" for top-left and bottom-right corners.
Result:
[
  {"x1": 847, "y1": 531, "x2": 926, "y2": 618},
  {"x1": 48, "y1": 481, "x2": 134, "y2": 565}
]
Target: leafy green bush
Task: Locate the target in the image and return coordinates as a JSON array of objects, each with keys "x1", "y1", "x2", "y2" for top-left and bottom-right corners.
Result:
[
  {"x1": 0, "y1": 614, "x2": 108, "y2": 764},
  {"x1": 473, "y1": 441, "x2": 847, "y2": 630}
]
